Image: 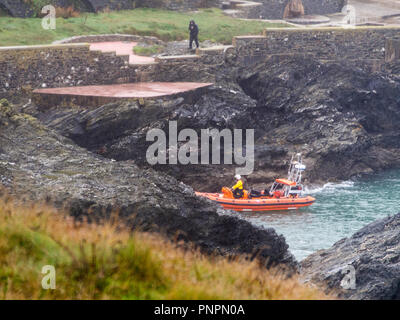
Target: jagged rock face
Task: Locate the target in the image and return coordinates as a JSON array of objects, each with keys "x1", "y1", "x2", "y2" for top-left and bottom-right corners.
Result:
[
  {"x1": 84, "y1": 0, "x2": 133, "y2": 12},
  {"x1": 32, "y1": 56, "x2": 400, "y2": 192},
  {"x1": 0, "y1": 0, "x2": 34, "y2": 17},
  {"x1": 0, "y1": 100, "x2": 297, "y2": 270},
  {"x1": 238, "y1": 56, "x2": 400, "y2": 184},
  {"x1": 52, "y1": 0, "x2": 92, "y2": 12},
  {"x1": 32, "y1": 85, "x2": 267, "y2": 191},
  {"x1": 301, "y1": 213, "x2": 400, "y2": 299}
]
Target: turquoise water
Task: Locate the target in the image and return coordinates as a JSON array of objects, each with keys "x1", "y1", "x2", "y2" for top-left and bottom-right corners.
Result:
[{"x1": 238, "y1": 169, "x2": 400, "y2": 261}]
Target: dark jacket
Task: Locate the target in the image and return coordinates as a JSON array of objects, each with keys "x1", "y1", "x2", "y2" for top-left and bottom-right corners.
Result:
[{"x1": 189, "y1": 22, "x2": 199, "y2": 37}]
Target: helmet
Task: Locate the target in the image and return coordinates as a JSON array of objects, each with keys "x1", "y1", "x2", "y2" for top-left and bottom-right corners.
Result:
[{"x1": 235, "y1": 174, "x2": 241, "y2": 180}]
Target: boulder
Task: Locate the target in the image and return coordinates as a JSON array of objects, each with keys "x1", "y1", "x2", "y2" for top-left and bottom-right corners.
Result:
[
  {"x1": 301, "y1": 213, "x2": 400, "y2": 299},
  {"x1": 0, "y1": 100, "x2": 298, "y2": 271}
]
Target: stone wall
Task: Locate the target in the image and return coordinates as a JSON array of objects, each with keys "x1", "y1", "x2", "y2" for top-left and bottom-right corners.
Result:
[
  {"x1": 232, "y1": 35, "x2": 269, "y2": 65},
  {"x1": 3, "y1": 26, "x2": 400, "y2": 102},
  {"x1": 218, "y1": 27, "x2": 400, "y2": 75},
  {"x1": 385, "y1": 38, "x2": 400, "y2": 63},
  {"x1": 0, "y1": 43, "x2": 138, "y2": 100},
  {"x1": 262, "y1": 27, "x2": 400, "y2": 61},
  {"x1": 154, "y1": 55, "x2": 216, "y2": 82},
  {"x1": 152, "y1": 37, "x2": 271, "y2": 82},
  {"x1": 302, "y1": 0, "x2": 346, "y2": 16}
]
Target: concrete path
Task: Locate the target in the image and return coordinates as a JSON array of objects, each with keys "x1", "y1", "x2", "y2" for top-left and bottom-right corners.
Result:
[
  {"x1": 349, "y1": 0, "x2": 400, "y2": 20},
  {"x1": 280, "y1": 0, "x2": 400, "y2": 27},
  {"x1": 325, "y1": 0, "x2": 400, "y2": 26},
  {"x1": 89, "y1": 41, "x2": 155, "y2": 65},
  {"x1": 33, "y1": 82, "x2": 213, "y2": 99}
]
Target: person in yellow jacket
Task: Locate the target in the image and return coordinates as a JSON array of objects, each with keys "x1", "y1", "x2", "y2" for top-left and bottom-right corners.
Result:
[{"x1": 232, "y1": 174, "x2": 244, "y2": 198}]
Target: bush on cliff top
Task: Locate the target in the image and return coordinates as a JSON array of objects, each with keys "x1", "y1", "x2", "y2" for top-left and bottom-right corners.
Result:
[
  {"x1": 0, "y1": 197, "x2": 332, "y2": 300},
  {"x1": 24, "y1": 0, "x2": 82, "y2": 16},
  {"x1": 133, "y1": 44, "x2": 164, "y2": 56},
  {"x1": 0, "y1": 8, "x2": 289, "y2": 46}
]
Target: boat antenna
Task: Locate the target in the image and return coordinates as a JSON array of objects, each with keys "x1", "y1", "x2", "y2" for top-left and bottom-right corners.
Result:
[{"x1": 288, "y1": 154, "x2": 294, "y2": 177}]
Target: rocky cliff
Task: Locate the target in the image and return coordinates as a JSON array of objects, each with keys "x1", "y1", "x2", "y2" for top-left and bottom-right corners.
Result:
[
  {"x1": 31, "y1": 55, "x2": 400, "y2": 191},
  {"x1": 0, "y1": 99, "x2": 297, "y2": 270},
  {"x1": 0, "y1": 0, "x2": 34, "y2": 17},
  {"x1": 238, "y1": 56, "x2": 400, "y2": 184},
  {"x1": 301, "y1": 213, "x2": 400, "y2": 299}
]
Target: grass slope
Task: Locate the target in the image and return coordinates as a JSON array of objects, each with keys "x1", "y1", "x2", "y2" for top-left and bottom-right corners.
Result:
[
  {"x1": 0, "y1": 8, "x2": 289, "y2": 46},
  {"x1": 0, "y1": 198, "x2": 332, "y2": 300}
]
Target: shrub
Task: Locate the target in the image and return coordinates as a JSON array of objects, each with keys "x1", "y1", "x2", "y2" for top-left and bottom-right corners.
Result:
[
  {"x1": 55, "y1": 6, "x2": 80, "y2": 19},
  {"x1": 133, "y1": 45, "x2": 164, "y2": 56},
  {"x1": 0, "y1": 197, "x2": 334, "y2": 300}
]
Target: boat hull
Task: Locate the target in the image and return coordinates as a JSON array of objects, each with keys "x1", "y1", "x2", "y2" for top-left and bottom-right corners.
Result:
[{"x1": 196, "y1": 192, "x2": 315, "y2": 212}]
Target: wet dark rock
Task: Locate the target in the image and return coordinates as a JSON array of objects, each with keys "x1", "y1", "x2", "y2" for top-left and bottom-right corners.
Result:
[
  {"x1": 0, "y1": 0, "x2": 34, "y2": 18},
  {"x1": 32, "y1": 56, "x2": 400, "y2": 191},
  {"x1": 241, "y1": 0, "x2": 345, "y2": 19},
  {"x1": 238, "y1": 56, "x2": 400, "y2": 184},
  {"x1": 0, "y1": 101, "x2": 297, "y2": 271},
  {"x1": 159, "y1": 40, "x2": 224, "y2": 56},
  {"x1": 301, "y1": 213, "x2": 400, "y2": 300},
  {"x1": 32, "y1": 85, "x2": 262, "y2": 191}
]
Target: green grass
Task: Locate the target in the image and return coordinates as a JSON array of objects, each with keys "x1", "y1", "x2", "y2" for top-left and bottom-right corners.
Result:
[
  {"x1": 133, "y1": 45, "x2": 164, "y2": 56},
  {"x1": 0, "y1": 197, "x2": 332, "y2": 300},
  {"x1": 0, "y1": 8, "x2": 290, "y2": 46},
  {"x1": 0, "y1": 8, "x2": 8, "y2": 17}
]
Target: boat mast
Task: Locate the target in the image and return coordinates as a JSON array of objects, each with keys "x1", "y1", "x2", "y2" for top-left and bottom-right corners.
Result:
[{"x1": 288, "y1": 153, "x2": 306, "y2": 190}]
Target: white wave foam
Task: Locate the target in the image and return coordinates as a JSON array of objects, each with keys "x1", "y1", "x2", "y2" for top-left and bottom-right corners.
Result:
[{"x1": 306, "y1": 181, "x2": 354, "y2": 194}]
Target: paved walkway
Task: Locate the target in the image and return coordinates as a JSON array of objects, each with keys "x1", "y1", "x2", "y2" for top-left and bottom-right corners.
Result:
[
  {"x1": 349, "y1": 0, "x2": 400, "y2": 20},
  {"x1": 33, "y1": 82, "x2": 213, "y2": 99},
  {"x1": 323, "y1": 0, "x2": 400, "y2": 26},
  {"x1": 89, "y1": 41, "x2": 155, "y2": 65}
]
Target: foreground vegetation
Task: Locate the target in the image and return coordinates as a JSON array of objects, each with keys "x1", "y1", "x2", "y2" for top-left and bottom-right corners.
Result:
[
  {"x1": 133, "y1": 44, "x2": 164, "y2": 56},
  {"x1": 0, "y1": 8, "x2": 289, "y2": 46},
  {"x1": 0, "y1": 197, "x2": 331, "y2": 300}
]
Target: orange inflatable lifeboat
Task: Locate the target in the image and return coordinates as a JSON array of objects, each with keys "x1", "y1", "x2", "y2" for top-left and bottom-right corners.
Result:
[{"x1": 196, "y1": 154, "x2": 315, "y2": 212}]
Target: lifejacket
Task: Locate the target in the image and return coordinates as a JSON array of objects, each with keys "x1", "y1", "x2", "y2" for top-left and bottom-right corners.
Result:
[
  {"x1": 274, "y1": 190, "x2": 283, "y2": 198},
  {"x1": 232, "y1": 179, "x2": 243, "y2": 190},
  {"x1": 232, "y1": 179, "x2": 244, "y2": 199}
]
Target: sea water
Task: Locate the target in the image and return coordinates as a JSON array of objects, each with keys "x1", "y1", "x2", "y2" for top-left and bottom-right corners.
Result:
[{"x1": 238, "y1": 169, "x2": 400, "y2": 261}]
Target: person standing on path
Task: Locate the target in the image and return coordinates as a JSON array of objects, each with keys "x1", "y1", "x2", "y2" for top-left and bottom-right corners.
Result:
[{"x1": 188, "y1": 20, "x2": 199, "y2": 50}]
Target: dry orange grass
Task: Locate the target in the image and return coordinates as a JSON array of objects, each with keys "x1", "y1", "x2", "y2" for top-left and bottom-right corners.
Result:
[
  {"x1": 55, "y1": 6, "x2": 80, "y2": 19},
  {"x1": 0, "y1": 197, "x2": 333, "y2": 300}
]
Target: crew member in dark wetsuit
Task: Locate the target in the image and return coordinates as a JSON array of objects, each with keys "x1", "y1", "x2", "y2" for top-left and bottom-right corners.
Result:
[{"x1": 188, "y1": 20, "x2": 199, "y2": 50}]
